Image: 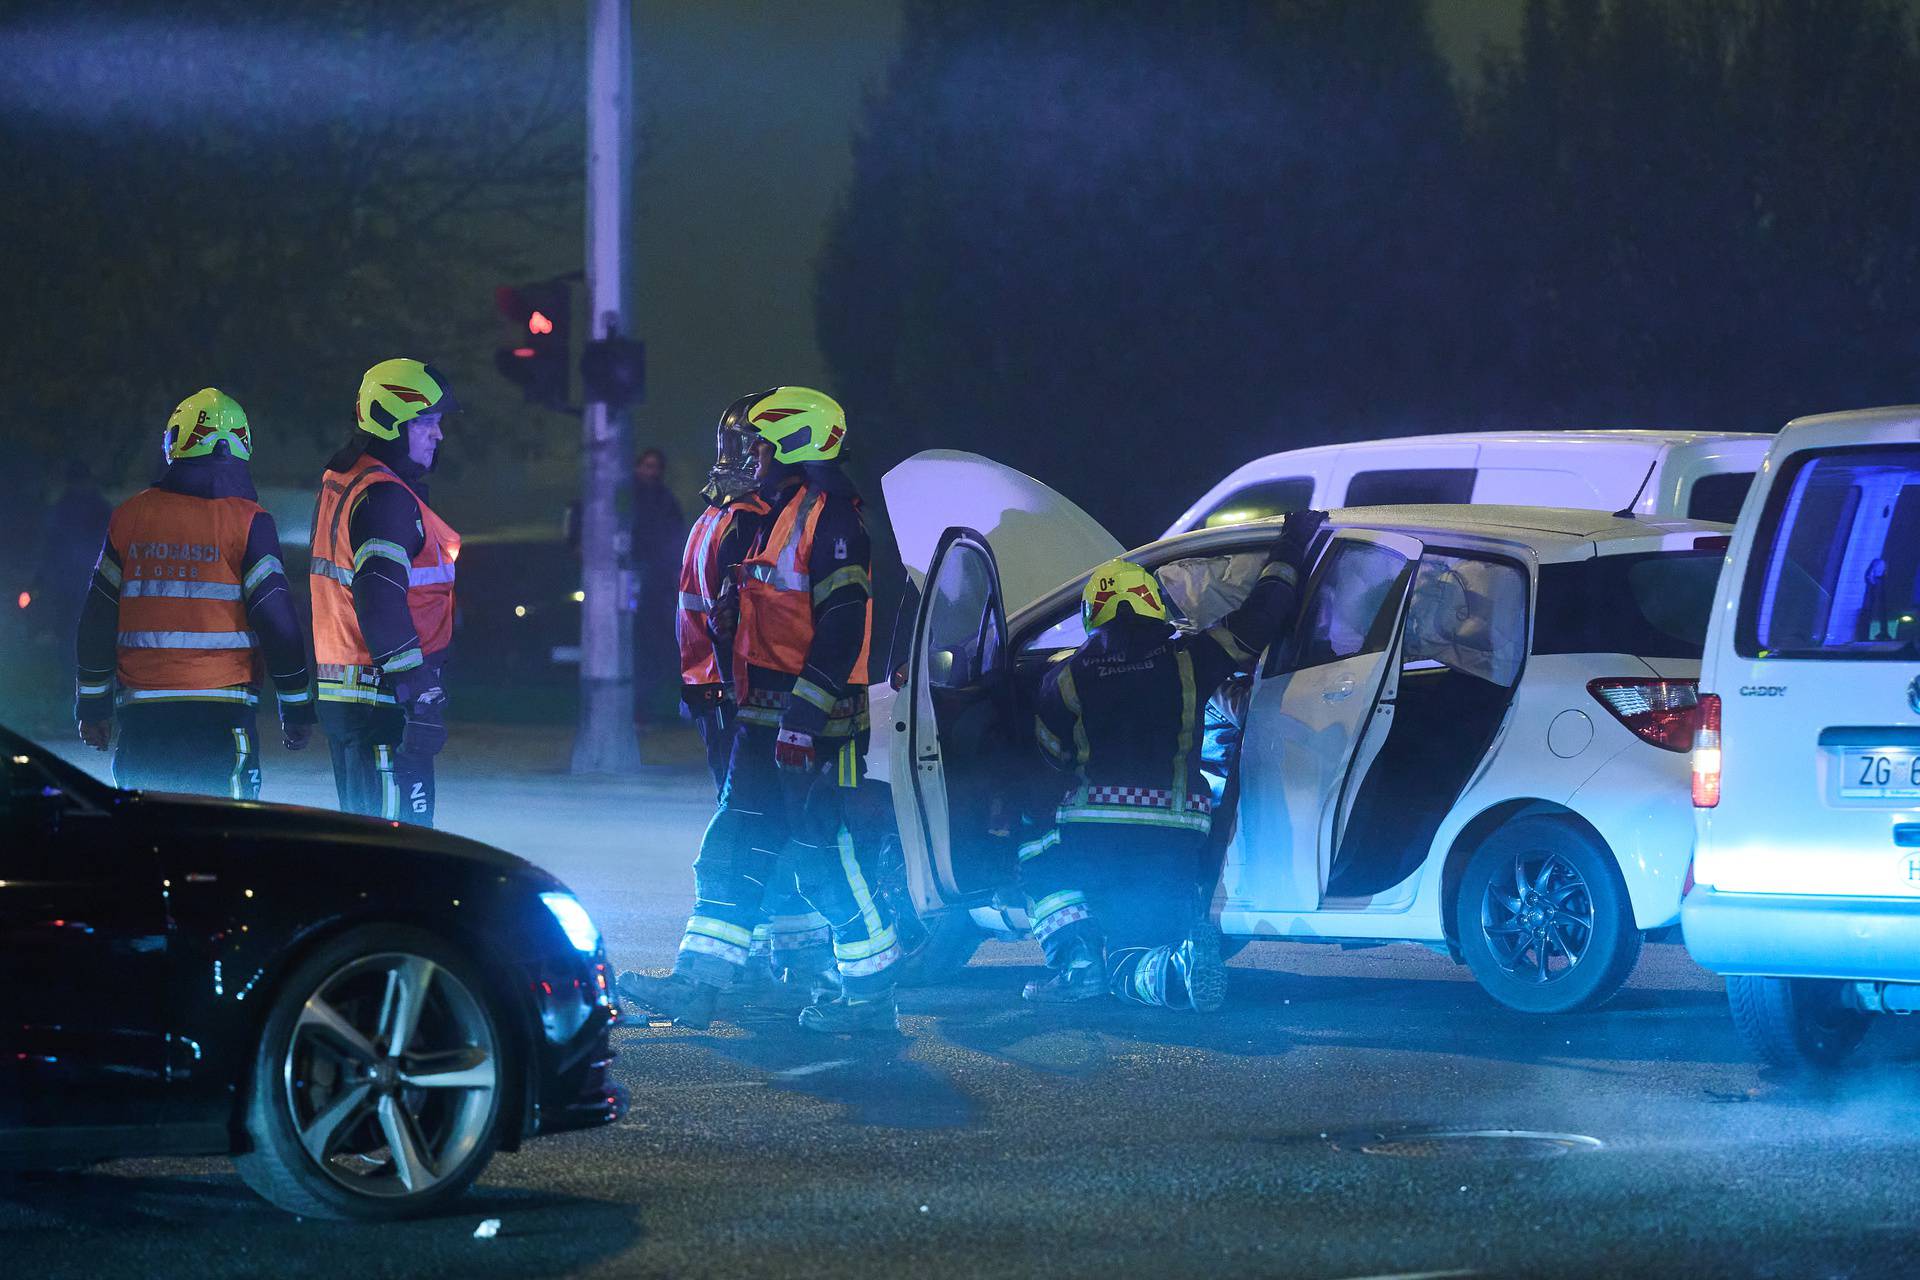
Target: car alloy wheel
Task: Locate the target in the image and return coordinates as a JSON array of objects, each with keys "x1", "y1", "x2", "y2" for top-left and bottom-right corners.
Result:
[
  {"x1": 1479, "y1": 849, "x2": 1596, "y2": 984},
  {"x1": 284, "y1": 951, "x2": 499, "y2": 1199}
]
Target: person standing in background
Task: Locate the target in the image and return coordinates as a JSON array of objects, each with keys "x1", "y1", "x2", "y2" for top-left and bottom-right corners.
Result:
[{"x1": 630, "y1": 446, "x2": 686, "y2": 731}]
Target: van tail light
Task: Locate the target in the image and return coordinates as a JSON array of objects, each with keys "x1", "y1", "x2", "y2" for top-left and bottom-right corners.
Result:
[
  {"x1": 1587, "y1": 678, "x2": 1700, "y2": 753},
  {"x1": 1691, "y1": 692, "x2": 1722, "y2": 808}
]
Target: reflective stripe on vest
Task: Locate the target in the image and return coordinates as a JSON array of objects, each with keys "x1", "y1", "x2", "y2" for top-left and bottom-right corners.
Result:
[
  {"x1": 118, "y1": 630, "x2": 253, "y2": 649},
  {"x1": 108, "y1": 487, "x2": 261, "y2": 692},
  {"x1": 310, "y1": 455, "x2": 461, "y2": 668},
  {"x1": 120, "y1": 579, "x2": 243, "y2": 601}
]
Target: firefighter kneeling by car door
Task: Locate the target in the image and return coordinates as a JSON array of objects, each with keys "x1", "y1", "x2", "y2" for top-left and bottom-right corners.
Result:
[
  {"x1": 1020, "y1": 509, "x2": 1325, "y2": 1011},
  {"x1": 621, "y1": 386, "x2": 904, "y2": 1035}
]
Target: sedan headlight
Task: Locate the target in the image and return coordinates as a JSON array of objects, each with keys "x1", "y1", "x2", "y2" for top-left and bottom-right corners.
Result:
[{"x1": 539, "y1": 891, "x2": 601, "y2": 953}]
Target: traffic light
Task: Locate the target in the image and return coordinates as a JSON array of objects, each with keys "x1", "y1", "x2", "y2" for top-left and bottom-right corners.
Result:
[
  {"x1": 494, "y1": 281, "x2": 571, "y2": 407},
  {"x1": 580, "y1": 333, "x2": 646, "y2": 409}
]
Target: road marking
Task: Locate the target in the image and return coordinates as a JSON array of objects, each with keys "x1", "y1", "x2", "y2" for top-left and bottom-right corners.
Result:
[{"x1": 774, "y1": 1058, "x2": 856, "y2": 1078}]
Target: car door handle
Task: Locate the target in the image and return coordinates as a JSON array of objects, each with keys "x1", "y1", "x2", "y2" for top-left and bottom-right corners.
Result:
[{"x1": 1323, "y1": 675, "x2": 1357, "y2": 702}]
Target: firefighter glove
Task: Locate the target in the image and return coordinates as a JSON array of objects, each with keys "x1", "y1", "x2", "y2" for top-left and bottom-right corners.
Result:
[
  {"x1": 1276, "y1": 509, "x2": 1329, "y2": 569},
  {"x1": 282, "y1": 722, "x2": 313, "y2": 752},
  {"x1": 78, "y1": 719, "x2": 110, "y2": 751},
  {"x1": 398, "y1": 683, "x2": 450, "y2": 759},
  {"x1": 774, "y1": 728, "x2": 817, "y2": 772}
]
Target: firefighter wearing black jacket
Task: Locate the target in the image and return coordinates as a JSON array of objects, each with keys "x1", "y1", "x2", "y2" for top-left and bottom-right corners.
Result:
[
  {"x1": 621, "y1": 386, "x2": 902, "y2": 1035},
  {"x1": 1022, "y1": 510, "x2": 1326, "y2": 1010},
  {"x1": 310, "y1": 360, "x2": 461, "y2": 827},
  {"x1": 75, "y1": 388, "x2": 315, "y2": 796}
]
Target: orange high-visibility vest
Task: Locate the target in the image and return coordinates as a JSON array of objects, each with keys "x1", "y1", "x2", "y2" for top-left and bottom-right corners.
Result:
[
  {"x1": 735, "y1": 484, "x2": 870, "y2": 697},
  {"x1": 679, "y1": 505, "x2": 729, "y2": 686},
  {"x1": 678, "y1": 494, "x2": 769, "y2": 687},
  {"x1": 109, "y1": 488, "x2": 261, "y2": 693},
  {"x1": 309, "y1": 454, "x2": 461, "y2": 667}
]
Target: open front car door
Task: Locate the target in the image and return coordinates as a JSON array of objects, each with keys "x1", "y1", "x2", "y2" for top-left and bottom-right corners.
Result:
[{"x1": 894, "y1": 527, "x2": 1020, "y2": 917}]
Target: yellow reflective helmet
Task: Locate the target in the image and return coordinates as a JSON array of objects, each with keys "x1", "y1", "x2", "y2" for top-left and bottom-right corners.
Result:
[
  {"x1": 163, "y1": 388, "x2": 252, "y2": 462},
  {"x1": 746, "y1": 386, "x2": 846, "y2": 463},
  {"x1": 356, "y1": 358, "x2": 455, "y2": 441},
  {"x1": 1081, "y1": 559, "x2": 1170, "y2": 630}
]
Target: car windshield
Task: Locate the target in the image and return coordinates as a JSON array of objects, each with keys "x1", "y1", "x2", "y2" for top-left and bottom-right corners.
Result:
[
  {"x1": 1533, "y1": 549, "x2": 1722, "y2": 658},
  {"x1": 1020, "y1": 549, "x2": 1268, "y2": 652},
  {"x1": 1739, "y1": 445, "x2": 1920, "y2": 659}
]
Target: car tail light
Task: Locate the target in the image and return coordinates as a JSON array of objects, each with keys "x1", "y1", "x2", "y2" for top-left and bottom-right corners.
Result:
[
  {"x1": 1691, "y1": 692, "x2": 1722, "y2": 808},
  {"x1": 1587, "y1": 678, "x2": 1700, "y2": 753}
]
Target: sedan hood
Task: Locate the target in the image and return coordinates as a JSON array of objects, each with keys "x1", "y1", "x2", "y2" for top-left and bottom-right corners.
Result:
[
  {"x1": 882, "y1": 450, "x2": 1124, "y2": 612},
  {"x1": 116, "y1": 792, "x2": 543, "y2": 881}
]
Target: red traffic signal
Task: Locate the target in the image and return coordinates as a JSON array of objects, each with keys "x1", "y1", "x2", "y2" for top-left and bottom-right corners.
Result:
[{"x1": 494, "y1": 282, "x2": 571, "y2": 407}]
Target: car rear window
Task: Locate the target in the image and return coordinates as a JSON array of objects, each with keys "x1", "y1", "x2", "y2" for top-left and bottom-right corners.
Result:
[
  {"x1": 1201, "y1": 477, "x2": 1314, "y2": 528},
  {"x1": 1534, "y1": 550, "x2": 1722, "y2": 658},
  {"x1": 1686, "y1": 471, "x2": 1754, "y2": 523},
  {"x1": 1342, "y1": 467, "x2": 1476, "y2": 506},
  {"x1": 1737, "y1": 445, "x2": 1920, "y2": 660}
]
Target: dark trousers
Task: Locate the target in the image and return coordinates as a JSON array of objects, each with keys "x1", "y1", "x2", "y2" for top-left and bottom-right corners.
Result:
[
  {"x1": 673, "y1": 725, "x2": 899, "y2": 996},
  {"x1": 318, "y1": 701, "x2": 436, "y2": 827},
  {"x1": 112, "y1": 702, "x2": 260, "y2": 799},
  {"x1": 692, "y1": 706, "x2": 833, "y2": 974},
  {"x1": 1021, "y1": 822, "x2": 1207, "y2": 1003}
]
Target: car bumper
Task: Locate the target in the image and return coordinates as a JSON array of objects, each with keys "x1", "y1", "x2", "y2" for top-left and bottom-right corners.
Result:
[
  {"x1": 1682, "y1": 886, "x2": 1920, "y2": 981},
  {"x1": 521, "y1": 946, "x2": 628, "y2": 1138}
]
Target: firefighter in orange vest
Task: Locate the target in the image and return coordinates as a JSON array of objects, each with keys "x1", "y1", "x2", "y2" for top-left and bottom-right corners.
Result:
[
  {"x1": 74, "y1": 388, "x2": 315, "y2": 795},
  {"x1": 309, "y1": 359, "x2": 460, "y2": 826},
  {"x1": 678, "y1": 394, "x2": 838, "y2": 998},
  {"x1": 621, "y1": 386, "x2": 902, "y2": 1034}
]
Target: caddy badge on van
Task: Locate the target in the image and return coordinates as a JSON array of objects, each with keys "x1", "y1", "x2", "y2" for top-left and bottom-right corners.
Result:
[{"x1": 1909, "y1": 674, "x2": 1920, "y2": 715}]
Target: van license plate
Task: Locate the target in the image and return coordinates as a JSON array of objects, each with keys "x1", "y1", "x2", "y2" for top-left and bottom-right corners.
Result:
[{"x1": 1840, "y1": 749, "x2": 1920, "y2": 800}]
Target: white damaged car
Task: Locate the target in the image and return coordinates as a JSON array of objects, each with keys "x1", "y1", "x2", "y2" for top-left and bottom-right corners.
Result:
[{"x1": 876, "y1": 452, "x2": 1728, "y2": 1013}]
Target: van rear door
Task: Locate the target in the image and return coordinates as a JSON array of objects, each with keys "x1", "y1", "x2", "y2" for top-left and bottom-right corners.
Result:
[{"x1": 1701, "y1": 440, "x2": 1920, "y2": 897}]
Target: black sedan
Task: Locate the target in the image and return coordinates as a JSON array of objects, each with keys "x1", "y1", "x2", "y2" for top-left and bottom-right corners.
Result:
[{"x1": 0, "y1": 724, "x2": 627, "y2": 1220}]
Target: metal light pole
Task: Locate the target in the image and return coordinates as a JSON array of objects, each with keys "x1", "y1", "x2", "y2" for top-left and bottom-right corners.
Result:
[{"x1": 572, "y1": 0, "x2": 643, "y2": 774}]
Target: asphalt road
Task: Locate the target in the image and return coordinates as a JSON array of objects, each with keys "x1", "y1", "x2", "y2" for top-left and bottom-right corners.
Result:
[{"x1": 7, "y1": 725, "x2": 1920, "y2": 1279}]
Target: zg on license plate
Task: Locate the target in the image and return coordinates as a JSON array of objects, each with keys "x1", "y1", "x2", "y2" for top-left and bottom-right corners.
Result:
[{"x1": 1839, "y1": 749, "x2": 1920, "y2": 800}]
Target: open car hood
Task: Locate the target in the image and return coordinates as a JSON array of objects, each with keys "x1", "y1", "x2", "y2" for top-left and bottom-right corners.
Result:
[{"x1": 882, "y1": 450, "x2": 1123, "y2": 612}]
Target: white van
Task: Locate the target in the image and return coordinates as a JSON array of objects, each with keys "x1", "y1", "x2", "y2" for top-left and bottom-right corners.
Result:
[
  {"x1": 1164, "y1": 429, "x2": 1770, "y2": 537},
  {"x1": 1681, "y1": 406, "x2": 1920, "y2": 1069}
]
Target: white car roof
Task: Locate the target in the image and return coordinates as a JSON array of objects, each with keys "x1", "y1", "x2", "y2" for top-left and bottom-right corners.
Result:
[
  {"x1": 1164, "y1": 505, "x2": 1727, "y2": 565},
  {"x1": 1772, "y1": 404, "x2": 1920, "y2": 452},
  {"x1": 1236, "y1": 427, "x2": 1766, "y2": 459}
]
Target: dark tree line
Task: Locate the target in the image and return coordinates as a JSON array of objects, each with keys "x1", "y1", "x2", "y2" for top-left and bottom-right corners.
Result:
[
  {"x1": 819, "y1": 0, "x2": 1920, "y2": 542},
  {"x1": 0, "y1": 0, "x2": 581, "y2": 488}
]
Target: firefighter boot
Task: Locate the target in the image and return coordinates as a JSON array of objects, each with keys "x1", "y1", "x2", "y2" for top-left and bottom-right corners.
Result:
[
  {"x1": 1170, "y1": 920, "x2": 1228, "y2": 1013},
  {"x1": 1022, "y1": 937, "x2": 1108, "y2": 1004},
  {"x1": 797, "y1": 989, "x2": 901, "y2": 1035},
  {"x1": 617, "y1": 971, "x2": 721, "y2": 1029}
]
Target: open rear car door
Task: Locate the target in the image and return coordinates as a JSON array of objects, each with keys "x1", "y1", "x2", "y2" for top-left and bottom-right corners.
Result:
[{"x1": 1222, "y1": 529, "x2": 1423, "y2": 917}]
